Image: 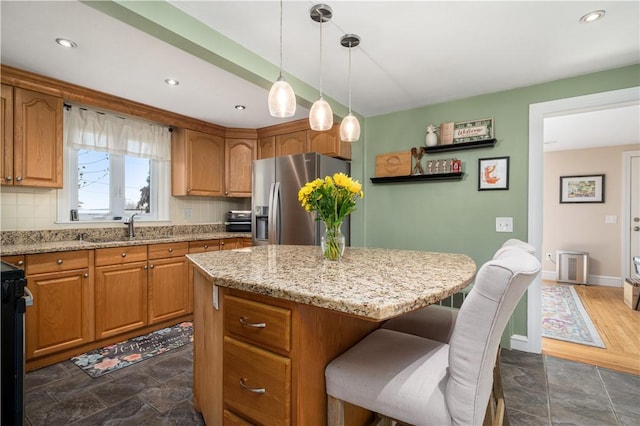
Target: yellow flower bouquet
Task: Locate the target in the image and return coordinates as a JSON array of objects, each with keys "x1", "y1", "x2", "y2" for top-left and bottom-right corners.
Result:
[{"x1": 298, "y1": 173, "x2": 364, "y2": 260}]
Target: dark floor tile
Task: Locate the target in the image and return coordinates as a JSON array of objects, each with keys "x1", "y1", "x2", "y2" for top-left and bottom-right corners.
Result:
[
  {"x1": 501, "y1": 349, "x2": 544, "y2": 369},
  {"x1": 501, "y1": 350, "x2": 549, "y2": 419},
  {"x1": 25, "y1": 363, "x2": 73, "y2": 389},
  {"x1": 90, "y1": 371, "x2": 160, "y2": 407},
  {"x1": 44, "y1": 368, "x2": 113, "y2": 401},
  {"x1": 27, "y1": 389, "x2": 106, "y2": 426},
  {"x1": 138, "y1": 372, "x2": 193, "y2": 413},
  {"x1": 73, "y1": 396, "x2": 160, "y2": 426},
  {"x1": 140, "y1": 353, "x2": 192, "y2": 383},
  {"x1": 24, "y1": 386, "x2": 56, "y2": 425},
  {"x1": 156, "y1": 399, "x2": 205, "y2": 425},
  {"x1": 506, "y1": 407, "x2": 550, "y2": 426}
]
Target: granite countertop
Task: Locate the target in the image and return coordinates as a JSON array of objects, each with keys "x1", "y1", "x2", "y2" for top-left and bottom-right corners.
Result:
[
  {"x1": 187, "y1": 245, "x2": 477, "y2": 320},
  {"x1": 0, "y1": 231, "x2": 251, "y2": 255}
]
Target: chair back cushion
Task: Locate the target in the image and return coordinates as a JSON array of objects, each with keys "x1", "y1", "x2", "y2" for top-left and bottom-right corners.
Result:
[{"x1": 445, "y1": 250, "x2": 540, "y2": 425}]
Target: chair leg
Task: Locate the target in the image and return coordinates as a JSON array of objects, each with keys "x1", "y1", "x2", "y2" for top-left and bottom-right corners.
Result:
[
  {"x1": 483, "y1": 348, "x2": 509, "y2": 426},
  {"x1": 328, "y1": 395, "x2": 346, "y2": 426}
]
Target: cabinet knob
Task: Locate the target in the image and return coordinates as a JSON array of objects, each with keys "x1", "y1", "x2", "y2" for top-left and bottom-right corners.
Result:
[
  {"x1": 239, "y1": 378, "x2": 266, "y2": 394},
  {"x1": 4, "y1": 176, "x2": 12, "y2": 182},
  {"x1": 220, "y1": 241, "x2": 225, "y2": 246},
  {"x1": 17, "y1": 260, "x2": 24, "y2": 266},
  {"x1": 121, "y1": 253, "x2": 127, "y2": 257},
  {"x1": 204, "y1": 244, "x2": 209, "y2": 249},
  {"x1": 150, "y1": 264, "x2": 155, "y2": 269},
  {"x1": 83, "y1": 273, "x2": 89, "y2": 278},
  {"x1": 239, "y1": 317, "x2": 266, "y2": 328},
  {"x1": 15, "y1": 176, "x2": 22, "y2": 182},
  {"x1": 57, "y1": 259, "x2": 63, "y2": 265},
  {"x1": 144, "y1": 265, "x2": 148, "y2": 270},
  {"x1": 168, "y1": 248, "x2": 173, "y2": 253}
]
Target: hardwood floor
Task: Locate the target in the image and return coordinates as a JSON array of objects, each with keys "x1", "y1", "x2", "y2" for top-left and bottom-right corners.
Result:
[{"x1": 542, "y1": 280, "x2": 640, "y2": 375}]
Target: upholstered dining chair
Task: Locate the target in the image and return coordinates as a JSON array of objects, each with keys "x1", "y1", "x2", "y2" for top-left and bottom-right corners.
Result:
[{"x1": 325, "y1": 249, "x2": 541, "y2": 426}]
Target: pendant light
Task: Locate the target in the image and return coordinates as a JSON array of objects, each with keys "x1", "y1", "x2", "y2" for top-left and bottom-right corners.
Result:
[
  {"x1": 268, "y1": 0, "x2": 296, "y2": 117},
  {"x1": 339, "y1": 34, "x2": 360, "y2": 142},
  {"x1": 309, "y1": 4, "x2": 333, "y2": 131}
]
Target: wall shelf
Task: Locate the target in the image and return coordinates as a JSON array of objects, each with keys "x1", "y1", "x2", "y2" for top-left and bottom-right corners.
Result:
[
  {"x1": 424, "y1": 138, "x2": 496, "y2": 153},
  {"x1": 370, "y1": 172, "x2": 464, "y2": 184}
]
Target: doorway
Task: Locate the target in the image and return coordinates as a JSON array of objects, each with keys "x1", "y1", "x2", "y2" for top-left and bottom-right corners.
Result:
[{"x1": 524, "y1": 87, "x2": 640, "y2": 355}]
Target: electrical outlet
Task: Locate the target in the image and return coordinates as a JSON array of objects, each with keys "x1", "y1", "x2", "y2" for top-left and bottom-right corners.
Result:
[
  {"x1": 183, "y1": 208, "x2": 192, "y2": 219},
  {"x1": 546, "y1": 253, "x2": 553, "y2": 261}
]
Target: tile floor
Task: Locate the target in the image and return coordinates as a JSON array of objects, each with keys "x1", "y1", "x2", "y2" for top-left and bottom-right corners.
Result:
[{"x1": 25, "y1": 345, "x2": 639, "y2": 425}]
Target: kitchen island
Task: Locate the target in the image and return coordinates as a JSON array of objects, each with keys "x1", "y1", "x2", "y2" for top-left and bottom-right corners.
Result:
[{"x1": 188, "y1": 245, "x2": 476, "y2": 425}]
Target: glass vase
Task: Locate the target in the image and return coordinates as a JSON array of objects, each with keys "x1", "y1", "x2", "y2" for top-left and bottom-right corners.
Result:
[{"x1": 321, "y1": 224, "x2": 345, "y2": 261}]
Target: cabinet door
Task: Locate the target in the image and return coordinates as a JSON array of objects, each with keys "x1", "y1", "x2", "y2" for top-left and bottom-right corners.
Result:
[
  {"x1": 148, "y1": 257, "x2": 190, "y2": 324},
  {"x1": 308, "y1": 125, "x2": 351, "y2": 160},
  {"x1": 225, "y1": 138, "x2": 256, "y2": 197},
  {"x1": 95, "y1": 261, "x2": 148, "y2": 339},
  {"x1": 258, "y1": 136, "x2": 275, "y2": 159},
  {"x1": 188, "y1": 130, "x2": 224, "y2": 196},
  {"x1": 26, "y1": 269, "x2": 92, "y2": 359},
  {"x1": 1, "y1": 84, "x2": 13, "y2": 186},
  {"x1": 13, "y1": 87, "x2": 63, "y2": 188},
  {"x1": 275, "y1": 131, "x2": 307, "y2": 157}
]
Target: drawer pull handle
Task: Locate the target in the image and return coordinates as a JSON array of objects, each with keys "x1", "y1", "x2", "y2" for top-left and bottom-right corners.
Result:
[
  {"x1": 57, "y1": 259, "x2": 63, "y2": 265},
  {"x1": 239, "y1": 317, "x2": 266, "y2": 328},
  {"x1": 239, "y1": 378, "x2": 265, "y2": 394},
  {"x1": 204, "y1": 244, "x2": 208, "y2": 249},
  {"x1": 168, "y1": 248, "x2": 173, "y2": 253},
  {"x1": 121, "y1": 253, "x2": 127, "y2": 257}
]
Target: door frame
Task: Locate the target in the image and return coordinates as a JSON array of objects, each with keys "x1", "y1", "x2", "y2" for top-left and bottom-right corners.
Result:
[
  {"x1": 622, "y1": 150, "x2": 640, "y2": 278},
  {"x1": 522, "y1": 86, "x2": 640, "y2": 354}
]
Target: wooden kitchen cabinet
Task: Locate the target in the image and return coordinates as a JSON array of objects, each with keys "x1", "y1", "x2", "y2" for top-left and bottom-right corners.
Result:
[
  {"x1": 1, "y1": 85, "x2": 63, "y2": 188},
  {"x1": 189, "y1": 239, "x2": 221, "y2": 253},
  {"x1": 24, "y1": 250, "x2": 93, "y2": 360},
  {"x1": 94, "y1": 245, "x2": 148, "y2": 339},
  {"x1": 275, "y1": 130, "x2": 308, "y2": 157},
  {"x1": 1, "y1": 254, "x2": 24, "y2": 268},
  {"x1": 147, "y1": 242, "x2": 191, "y2": 323},
  {"x1": 224, "y1": 138, "x2": 256, "y2": 197},
  {"x1": 172, "y1": 128, "x2": 225, "y2": 196},
  {"x1": 220, "y1": 237, "x2": 241, "y2": 250},
  {"x1": 308, "y1": 124, "x2": 351, "y2": 160},
  {"x1": 257, "y1": 136, "x2": 275, "y2": 159}
]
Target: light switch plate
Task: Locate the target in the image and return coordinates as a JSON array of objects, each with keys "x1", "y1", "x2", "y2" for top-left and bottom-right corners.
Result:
[
  {"x1": 496, "y1": 217, "x2": 513, "y2": 233},
  {"x1": 605, "y1": 215, "x2": 617, "y2": 224}
]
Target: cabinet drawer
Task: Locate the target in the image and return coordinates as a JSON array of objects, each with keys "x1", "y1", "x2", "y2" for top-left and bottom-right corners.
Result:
[
  {"x1": 188, "y1": 239, "x2": 220, "y2": 253},
  {"x1": 26, "y1": 251, "x2": 89, "y2": 275},
  {"x1": 224, "y1": 295, "x2": 291, "y2": 353},
  {"x1": 223, "y1": 337, "x2": 290, "y2": 426},
  {"x1": 95, "y1": 245, "x2": 147, "y2": 266},
  {"x1": 223, "y1": 410, "x2": 255, "y2": 426},
  {"x1": 148, "y1": 242, "x2": 189, "y2": 260}
]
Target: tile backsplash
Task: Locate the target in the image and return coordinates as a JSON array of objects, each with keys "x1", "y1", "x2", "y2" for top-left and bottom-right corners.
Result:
[{"x1": 0, "y1": 186, "x2": 250, "y2": 231}]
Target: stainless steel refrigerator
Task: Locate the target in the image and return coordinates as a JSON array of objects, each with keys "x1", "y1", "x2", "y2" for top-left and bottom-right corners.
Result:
[{"x1": 252, "y1": 152, "x2": 350, "y2": 246}]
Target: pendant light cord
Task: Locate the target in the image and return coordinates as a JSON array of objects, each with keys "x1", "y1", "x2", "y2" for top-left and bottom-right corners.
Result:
[
  {"x1": 347, "y1": 40, "x2": 352, "y2": 113},
  {"x1": 278, "y1": 0, "x2": 283, "y2": 77},
  {"x1": 319, "y1": 9, "x2": 324, "y2": 98}
]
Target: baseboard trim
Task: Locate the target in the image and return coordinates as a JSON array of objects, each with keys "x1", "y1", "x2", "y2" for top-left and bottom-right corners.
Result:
[
  {"x1": 510, "y1": 334, "x2": 535, "y2": 353},
  {"x1": 541, "y1": 271, "x2": 622, "y2": 287}
]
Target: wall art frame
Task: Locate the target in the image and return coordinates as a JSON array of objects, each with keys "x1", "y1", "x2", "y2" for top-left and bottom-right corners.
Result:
[
  {"x1": 559, "y1": 174, "x2": 605, "y2": 203},
  {"x1": 478, "y1": 156, "x2": 509, "y2": 190}
]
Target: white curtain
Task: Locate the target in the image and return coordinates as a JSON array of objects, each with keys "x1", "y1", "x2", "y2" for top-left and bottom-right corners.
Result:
[{"x1": 64, "y1": 106, "x2": 171, "y2": 160}]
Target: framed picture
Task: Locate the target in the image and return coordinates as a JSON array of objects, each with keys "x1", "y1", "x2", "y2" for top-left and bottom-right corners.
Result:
[
  {"x1": 559, "y1": 174, "x2": 605, "y2": 203},
  {"x1": 478, "y1": 156, "x2": 509, "y2": 190}
]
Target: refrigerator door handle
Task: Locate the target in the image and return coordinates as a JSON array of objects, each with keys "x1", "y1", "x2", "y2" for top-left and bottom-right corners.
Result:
[
  {"x1": 267, "y1": 182, "x2": 276, "y2": 244},
  {"x1": 271, "y1": 181, "x2": 281, "y2": 244}
]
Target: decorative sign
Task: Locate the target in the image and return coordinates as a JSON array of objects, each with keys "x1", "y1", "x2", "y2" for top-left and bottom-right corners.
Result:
[{"x1": 453, "y1": 118, "x2": 494, "y2": 144}]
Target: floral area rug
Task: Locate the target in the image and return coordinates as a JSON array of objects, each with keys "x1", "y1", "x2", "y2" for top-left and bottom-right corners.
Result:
[
  {"x1": 71, "y1": 321, "x2": 193, "y2": 378},
  {"x1": 541, "y1": 283, "x2": 605, "y2": 348}
]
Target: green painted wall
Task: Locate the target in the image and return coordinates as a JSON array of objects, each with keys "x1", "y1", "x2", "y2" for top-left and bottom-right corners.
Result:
[{"x1": 351, "y1": 64, "x2": 639, "y2": 345}]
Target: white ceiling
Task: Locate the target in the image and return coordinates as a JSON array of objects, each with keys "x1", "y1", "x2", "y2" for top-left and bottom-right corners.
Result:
[{"x1": 1, "y1": 1, "x2": 639, "y2": 150}]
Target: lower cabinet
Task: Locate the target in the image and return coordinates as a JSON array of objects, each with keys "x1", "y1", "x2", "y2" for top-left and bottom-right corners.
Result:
[
  {"x1": 25, "y1": 250, "x2": 93, "y2": 360},
  {"x1": 94, "y1": 261, "x2": 149, "y2": 339},
  {"x1": 148, "y1": 242, "x2": 190, "y2": 323}
]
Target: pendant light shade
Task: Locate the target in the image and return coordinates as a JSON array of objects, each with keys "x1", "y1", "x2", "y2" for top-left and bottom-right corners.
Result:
[
  {"x1": 340, "y1": 113, "x2": 360, "y2": 141},
  {"x1": 268, "y1": 75, "x2": 296, "y2": 117},
  {"x1": 339, "y1": 34, "x2": 360, "y2": 141},
  {"x1": 309, "y1": 4, "x2": 333, "y2": 131},
  {"x1": 268, "y1": 0, "x2": 296, "y2": 118}
]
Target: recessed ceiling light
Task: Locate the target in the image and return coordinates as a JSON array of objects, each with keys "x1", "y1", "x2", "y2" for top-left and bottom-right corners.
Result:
[
  {"x1": 235, "y1": 105, "x2": 246, "y2": 111},
  {"x1": 55, "y1": 38, "x2": 77, "y2": 48},
  {"x1": 579, "y1": 10, "x2": 605, "y2": 23},
  {"x1": 164, "y1": 78, "x2": 179, "y2": 86}
]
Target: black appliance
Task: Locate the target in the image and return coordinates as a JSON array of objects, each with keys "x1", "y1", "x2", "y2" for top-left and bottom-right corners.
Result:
[
  {"x1": 1, "y1": 261, "x2": 32, "y2": 426},
  {"x1": 225, "y1": 210, "x2": 252, "y2": 232}
]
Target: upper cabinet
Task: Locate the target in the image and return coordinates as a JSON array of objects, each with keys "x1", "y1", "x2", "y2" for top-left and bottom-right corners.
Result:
[
  {"x1": 258, "y1": 136, "x2": 275, "y2": 159},
  {"x1": 172, "y1": 128, "x2": 225, "y2": 196},
  {"x1": 1, "y1": 84, "x2": 63, "y2": 188},
  {"x1": 224, "y1": 129, "x2": 257, "y2": 198},
  {"x1": 276, "y1": 130, "x2": 308, "y2": 157},
  {"x1": 308, "y1": 124, "x2": 351, "y2": 160}
]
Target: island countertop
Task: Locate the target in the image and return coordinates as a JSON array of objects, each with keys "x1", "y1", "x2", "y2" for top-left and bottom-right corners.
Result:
[{"x1": 187, "y1": 245, "x2": 476, "y2": 320}]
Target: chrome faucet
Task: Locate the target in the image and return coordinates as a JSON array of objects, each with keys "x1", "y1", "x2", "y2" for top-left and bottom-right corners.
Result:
[{"x1": 125, "y1": 213, "x2": 138, "y2": 238}]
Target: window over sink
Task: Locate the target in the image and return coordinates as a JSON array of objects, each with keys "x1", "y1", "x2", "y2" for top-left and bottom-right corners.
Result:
[{"x1": 57, "y1": 106, "x2": 170, "y2": 223}]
